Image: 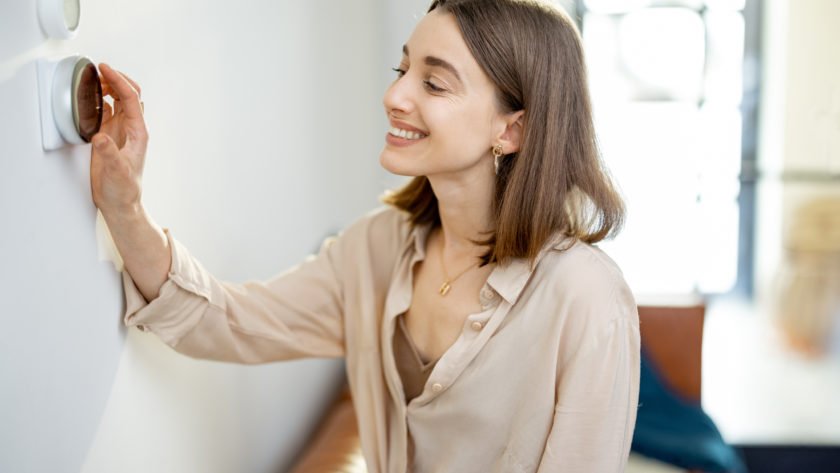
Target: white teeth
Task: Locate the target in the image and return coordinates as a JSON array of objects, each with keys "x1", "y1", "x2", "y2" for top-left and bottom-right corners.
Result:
[{"x1": 389, "y1": 126, "x2": 425, "y2": 140}]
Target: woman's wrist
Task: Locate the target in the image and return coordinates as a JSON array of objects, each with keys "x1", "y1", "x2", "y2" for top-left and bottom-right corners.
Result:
[
  {"x1": 99, "y1": 200, "x2": 144, "y2": 227},
  {"x1": 104, "y1": 203, "x2": 171, "y2": 301}
]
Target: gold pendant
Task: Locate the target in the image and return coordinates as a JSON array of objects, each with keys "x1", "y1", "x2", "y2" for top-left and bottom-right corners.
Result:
[{"x1": 439, "y1": 280, "x2": 451, "y2": 296}]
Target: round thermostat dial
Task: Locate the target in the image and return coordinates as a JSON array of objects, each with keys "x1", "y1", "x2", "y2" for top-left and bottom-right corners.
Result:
[
  {"x1": 38, "y1": 0, "x2": 81, "y2": 39},
  {"x1": 52, "y1": 56, "x2": 103, "y2": 144}
]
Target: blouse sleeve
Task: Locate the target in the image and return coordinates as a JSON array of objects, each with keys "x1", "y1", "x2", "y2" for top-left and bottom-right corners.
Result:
[
  {"x1": 536, "y1": 283, "x2": 641, "y2": 472},
  {"x1": 122, "y1": 225, "x2": 354, "y2": 364}
]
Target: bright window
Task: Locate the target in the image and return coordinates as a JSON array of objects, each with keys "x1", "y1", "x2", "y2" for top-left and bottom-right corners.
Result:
[{"x1": 578, "y1": 0, "x2": 747, "y2": 295}]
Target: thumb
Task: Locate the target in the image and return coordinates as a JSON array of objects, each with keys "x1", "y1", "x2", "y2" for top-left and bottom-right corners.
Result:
[{"x1": 92, "y1": 134, "x2": 120, "y2": 161}]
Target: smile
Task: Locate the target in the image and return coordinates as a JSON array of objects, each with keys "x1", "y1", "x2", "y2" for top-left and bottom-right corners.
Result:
[{"x1": 388, "y1": 127, "x2": 426, "y2": 140}]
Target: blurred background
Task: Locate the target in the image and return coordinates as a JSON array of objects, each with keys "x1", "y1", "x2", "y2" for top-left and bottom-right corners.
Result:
[
  {"x1": 571, "y1": 0, "x2": 840, "y2": 470},
  {"x1": 0, "y1": 0, "x2": 838, "y2": 472},
  {"x1": 573, "y1": 0, "x2": 840, "y2": 452}
]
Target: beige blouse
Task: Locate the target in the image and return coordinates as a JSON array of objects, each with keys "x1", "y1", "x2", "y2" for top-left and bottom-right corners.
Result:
[{"x1": 122, "y1": 206, "x2": 640, "y2": 473}]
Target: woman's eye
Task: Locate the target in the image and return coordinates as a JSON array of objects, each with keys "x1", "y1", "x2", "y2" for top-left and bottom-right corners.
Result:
[
  {"x1": 391, "y1": 67, "x2": 406, "y2": 77},
  {"x1": 423, "y1": 80, "x2": 445, "y2": 93}
]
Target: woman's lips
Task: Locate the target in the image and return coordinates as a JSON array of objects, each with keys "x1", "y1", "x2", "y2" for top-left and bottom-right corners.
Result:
[
  {"x1": 385, "y1": 131, "x2": 425, "y2": 146},
  {"x1": 388, "y1": 126, "x2": 425, "y2": 140},
  {"x1": 385, "y1": 120, "x2": 428, "y2": 146}
]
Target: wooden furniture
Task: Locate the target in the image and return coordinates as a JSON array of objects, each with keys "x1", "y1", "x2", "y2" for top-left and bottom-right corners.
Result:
[
  {"x1": 287, "y1": 388, "x2": 365, "y2": 473},
  {"x1": 637, "y1": 304, "x2": 705, "y2": 402}
]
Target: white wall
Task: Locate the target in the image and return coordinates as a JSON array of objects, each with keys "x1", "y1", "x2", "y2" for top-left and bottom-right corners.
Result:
[
  {"x1": 0, "y1": 1, "x2": 431, "y2": 472},
  {"x1": 0, "y1": 2, "x2": 125, "y2": 472}
]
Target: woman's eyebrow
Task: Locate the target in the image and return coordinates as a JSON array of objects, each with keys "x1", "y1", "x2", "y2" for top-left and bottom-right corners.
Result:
[
  {"x1": 403, "y1": 44, "x2": 463, "y2": 85},
  {"x1": 424, "y1": 56, "x2": 462, "y2": 84}
]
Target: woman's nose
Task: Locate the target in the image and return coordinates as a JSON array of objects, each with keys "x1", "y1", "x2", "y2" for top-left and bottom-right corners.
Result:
[{"x1": 382, "y1": 75, "x2": 414, "y2": 116}]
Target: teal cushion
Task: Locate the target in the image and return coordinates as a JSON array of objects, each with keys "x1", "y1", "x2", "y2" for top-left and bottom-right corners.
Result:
[{"x1": 631, "y1": 349, "x2": 748, "y2": 473}]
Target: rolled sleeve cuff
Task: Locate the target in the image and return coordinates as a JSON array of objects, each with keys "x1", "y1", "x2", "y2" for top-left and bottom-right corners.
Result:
[{"x1": 122, "y1": 229, "x2": 222, "y2": 345}]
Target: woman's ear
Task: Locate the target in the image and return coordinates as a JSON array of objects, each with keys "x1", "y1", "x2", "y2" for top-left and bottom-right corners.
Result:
[{"x1": 497, "y1": 110, "x2": 525, "y2": 154}]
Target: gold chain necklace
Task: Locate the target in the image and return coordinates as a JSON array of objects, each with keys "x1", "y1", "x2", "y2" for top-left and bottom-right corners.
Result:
[{"x1": 438, "y1": 248, "x2": 480, "y2": 296}]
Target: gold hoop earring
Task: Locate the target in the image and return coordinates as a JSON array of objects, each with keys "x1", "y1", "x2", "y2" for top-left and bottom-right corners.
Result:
[{"x1": 492, "y1": 144, "x2": 504, "y2": 174}]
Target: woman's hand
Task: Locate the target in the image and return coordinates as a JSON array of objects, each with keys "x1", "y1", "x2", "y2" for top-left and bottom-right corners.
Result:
[
  {"x1": 90, "y1": 63, "x2": 148, "y2": 219},
  {"x1": 89, "y1": 63, "x2": 170, "y2": 300}
]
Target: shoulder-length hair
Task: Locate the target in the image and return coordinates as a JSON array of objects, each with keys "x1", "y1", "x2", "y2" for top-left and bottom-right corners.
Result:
[{"x1": 382, "y1": 0, "x2": 625, "y2": 265}]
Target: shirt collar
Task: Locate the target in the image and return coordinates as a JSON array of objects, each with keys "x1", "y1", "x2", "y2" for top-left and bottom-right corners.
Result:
[
  {"x1": 487, "y1": 234, "x2": 576, "y2": 304},
  {"x1": 485, "y1": 258, "x2": 531, "y2": 304},
  {"x1": 400, "y1": 221, "x2": 432, "y2": 262},
  {"x1": 401, "y1": 221, "x2": 574, "y2": 305}
]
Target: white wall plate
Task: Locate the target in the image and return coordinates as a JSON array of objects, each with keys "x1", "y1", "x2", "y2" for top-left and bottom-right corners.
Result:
[{"x1": 37, "y1": 57, "x2": 65, "y2": 150}]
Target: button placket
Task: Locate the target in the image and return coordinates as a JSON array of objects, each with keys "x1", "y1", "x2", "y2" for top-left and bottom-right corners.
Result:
[{"x1": 414, "y1": 302, "x2": 506, "y2": 405}]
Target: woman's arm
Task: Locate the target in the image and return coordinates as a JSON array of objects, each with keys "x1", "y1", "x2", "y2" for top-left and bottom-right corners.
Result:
[
  {"x1": 90, "y1": 63, "x2": 170, "y2": 302},
  {"x1": 89, "y1": 64, "x2": 352, "y2": 363},
  {"x1": 87, "y1": 64, "x2": 408, "y2": 364},
  {"x1": 536, "y1": 287, "x2": 641, "y2": 472},
  {"x1": 122, "y1": 227, "x2": 347, "y2": 363}
]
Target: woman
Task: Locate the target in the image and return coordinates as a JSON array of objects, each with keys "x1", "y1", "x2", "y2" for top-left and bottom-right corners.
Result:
[{"x1": 91, "y1": 0, "x2": 640, "y2": 471}]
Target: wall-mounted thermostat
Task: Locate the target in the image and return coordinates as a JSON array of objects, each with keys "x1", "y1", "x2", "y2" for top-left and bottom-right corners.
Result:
[
  {"x1": 38, "y1": 0, "x2": 81, "y2": 39},
  {"x1": 37, "y1": 55, "x2": 103, "y2": 150}
]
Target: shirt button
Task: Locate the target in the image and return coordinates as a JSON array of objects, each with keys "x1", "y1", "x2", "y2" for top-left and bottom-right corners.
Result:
[
  {"x1": 482, "y1": 288, "x2": 495, "y2": 299},
  {"x1": 471, "y1": 321, "x2": 483, "y2": 331},
  {"x1": 431, "y1": 383, "x2": 443, "y2": 393}
]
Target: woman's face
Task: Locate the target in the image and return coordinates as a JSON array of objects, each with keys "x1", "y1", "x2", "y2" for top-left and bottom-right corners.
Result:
[{"x1": 380, "y1": 10, "x2": 510, "y2": 179}]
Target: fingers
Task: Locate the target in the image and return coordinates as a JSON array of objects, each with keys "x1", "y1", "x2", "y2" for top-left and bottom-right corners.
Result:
[
  {"x1": 99, "y1": 63, "x2": 141, "y2": 96},
  {"x1": 98, "y1": 63, "x2": 144, "y2": 120},
  {"x1": 116, "y1": 70, "x2": 142, "y2": 95},
  {"x1": 101, "y1": 72, "x2": 142, "y2": 99}
]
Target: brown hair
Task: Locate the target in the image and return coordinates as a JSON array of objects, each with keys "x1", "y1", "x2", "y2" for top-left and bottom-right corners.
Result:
[{"x1": 382, "y1": 0, "x2": 625, "y2": 264}]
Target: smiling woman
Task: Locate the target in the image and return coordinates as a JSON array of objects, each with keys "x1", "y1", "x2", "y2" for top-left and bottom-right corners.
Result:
[
  {"x1": 383, "y1": 0, "x2": 626, "y2": 263},
  {"x1": 92, "y1": 1, "x2": 638, "y2": 472}
]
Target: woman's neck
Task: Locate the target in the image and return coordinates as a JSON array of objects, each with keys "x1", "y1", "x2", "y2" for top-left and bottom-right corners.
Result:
[{"x1": 427, "y1": 171, "x2": 495, "y2": 259}]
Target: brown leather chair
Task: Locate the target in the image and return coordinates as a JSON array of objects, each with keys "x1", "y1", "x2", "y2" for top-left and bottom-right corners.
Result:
[
  {"x1": 637, "y1": 303, "x2": 705, "y2": 402},
  {"x1": 287, "y1": 303, "x2": 706, "y2": 473}
]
